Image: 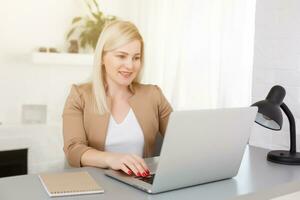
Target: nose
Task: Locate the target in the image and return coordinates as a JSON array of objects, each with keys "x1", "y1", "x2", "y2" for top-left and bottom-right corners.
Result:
[{"x1": 123, "y1": 58, "x2": 134, "y2": 69}]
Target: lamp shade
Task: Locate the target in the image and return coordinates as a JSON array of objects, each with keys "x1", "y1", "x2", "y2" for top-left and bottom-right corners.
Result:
[
  {"x1": 251, "y1": 85, "x2": 300, "y2": 165},
  {"x1": 252, "y1": 85, "x2": 286, "y2": 130},
  {"x1": 252, "y1": 100, "x2": 282, "y2": 130}
]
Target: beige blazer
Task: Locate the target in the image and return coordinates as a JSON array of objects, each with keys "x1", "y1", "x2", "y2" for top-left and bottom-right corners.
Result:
[{"x1": 62, "y1": 82, "x2": 173, "y2": 167}]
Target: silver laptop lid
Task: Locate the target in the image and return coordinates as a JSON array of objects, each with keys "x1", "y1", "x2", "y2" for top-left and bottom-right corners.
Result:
[{"x1": 151, "y1": 107, "x2": 258, "y2": 193}]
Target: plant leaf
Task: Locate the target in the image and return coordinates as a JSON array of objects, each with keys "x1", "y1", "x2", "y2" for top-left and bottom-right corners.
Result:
[
  {"x1": 79, "y1": 31, "x2": 86, "y2": 39},
  {"x1": 80, "y1": 37, "x2": 87, "y2": 49},
  {"x1": 92, "y1": 0, "x2": 100, "y2": 13},
  {"x1": 92, "y1": 12, "x2": 100, "y2": 20},
  {"x1": 86, "y1": 20, "x2": 96, "y2": 28},
  {"x1": 72, "y1": 17, "x2": 82, "y2": 24},
  {"x1": 66, "y1": 0, "x2": 117, "y2": 51},
  {"x1": 85, "y1": 0, "x2": 94, "y2": 14},
  {"x1": 106, "y1": 15, "x2": 116, "y2": 21},
  {"x1": 66, "y1": 27, "x2": 76, "y2": 39}
]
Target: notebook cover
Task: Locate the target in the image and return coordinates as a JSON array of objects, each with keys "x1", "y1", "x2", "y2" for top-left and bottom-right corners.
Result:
[{"x1": 39, "y1": 171, "x2": 104, "y2": 197}]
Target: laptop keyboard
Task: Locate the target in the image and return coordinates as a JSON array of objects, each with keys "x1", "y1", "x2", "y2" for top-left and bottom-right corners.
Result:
[{"x1": 135, "y1": 174, "x2": 155, "y2": 184}]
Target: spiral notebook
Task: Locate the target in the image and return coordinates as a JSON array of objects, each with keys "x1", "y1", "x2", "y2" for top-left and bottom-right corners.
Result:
[{"x1": 39, "y1": 171, "x2": 104, "y2": 197}]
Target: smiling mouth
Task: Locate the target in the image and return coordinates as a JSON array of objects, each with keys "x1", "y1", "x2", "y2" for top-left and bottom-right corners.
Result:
[{"x1": 119, "y1": 71, "x2": 132, "y2": 78}]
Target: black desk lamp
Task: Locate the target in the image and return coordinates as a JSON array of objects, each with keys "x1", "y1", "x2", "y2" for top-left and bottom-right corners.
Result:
[{"x1": 252, "y1": 85, "x2": 300, "y2": 165}]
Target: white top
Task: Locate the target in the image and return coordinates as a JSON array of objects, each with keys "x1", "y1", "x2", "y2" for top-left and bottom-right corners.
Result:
[{"x1": 104, "y1": 108, "x2": 144, "y2": 157}]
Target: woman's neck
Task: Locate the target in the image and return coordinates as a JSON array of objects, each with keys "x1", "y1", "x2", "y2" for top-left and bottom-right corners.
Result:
[{"x1": 106, "y1": 78, "x2": 131, "y2": 100}]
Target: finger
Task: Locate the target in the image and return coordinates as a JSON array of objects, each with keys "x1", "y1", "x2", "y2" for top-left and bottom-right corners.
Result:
[
  {"x1": 128, "y1": 156, "x2": 148, "y2": 177},
  {"x1": 120, "y1": 164, "x2": 132, "y2": 176},
  {"x1": 132, "y1": 154, "x2": 149, "y2": 173},
  {"x1": 123, "y1": 159, "x2": 140, "y2": 176}
]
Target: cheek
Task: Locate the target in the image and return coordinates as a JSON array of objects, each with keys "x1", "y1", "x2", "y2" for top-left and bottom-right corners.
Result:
[
  {"x1": 133, "y1": 62, "x2": 142, "y2": 72},
  {"x1": 105, "y1": 66, "x2": 120, "y2": 80},
  {"x1": 103, "y1": 58, "x2": 119, "y2": 74}
]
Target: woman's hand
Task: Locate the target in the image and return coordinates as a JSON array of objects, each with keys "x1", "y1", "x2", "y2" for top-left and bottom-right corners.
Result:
[{"x1": 105, "y1": 152, "x2": 150, "y2": 177}]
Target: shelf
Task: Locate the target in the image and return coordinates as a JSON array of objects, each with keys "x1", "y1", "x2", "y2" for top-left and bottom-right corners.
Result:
[{"x1": 32, "y1": 52, "x2": 94, "y2": 66}]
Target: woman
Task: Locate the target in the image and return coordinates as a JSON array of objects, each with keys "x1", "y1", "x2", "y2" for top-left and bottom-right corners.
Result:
[{"x1": 63, "y1": 20, "x2": 172, "y2": 178}]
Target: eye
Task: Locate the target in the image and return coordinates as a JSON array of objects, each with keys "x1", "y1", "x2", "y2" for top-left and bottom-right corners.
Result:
[
  {"x1": 116, "y1": 55, "x2": 126, "y2": 59},
  {"x1": 133, "y1": 56, "x2": 141, "y2": 61}
]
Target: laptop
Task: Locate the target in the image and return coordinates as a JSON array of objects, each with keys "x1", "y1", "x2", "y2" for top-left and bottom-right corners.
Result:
[{"x1": 105, "y1": 107, "x2": 258, "y2": 193}]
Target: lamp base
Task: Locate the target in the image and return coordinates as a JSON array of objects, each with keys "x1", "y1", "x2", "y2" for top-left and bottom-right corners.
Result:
[{"x1": 267, "y1": 150, "x2": 300, "y2": 165}]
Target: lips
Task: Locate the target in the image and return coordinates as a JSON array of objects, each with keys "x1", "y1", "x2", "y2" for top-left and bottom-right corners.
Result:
[{"x1": 119, "y1": 71, "x2": 132, "y2": 78}]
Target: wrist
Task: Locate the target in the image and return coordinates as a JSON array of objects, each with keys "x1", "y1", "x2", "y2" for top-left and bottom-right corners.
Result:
[{"x1": 103, "y1": 151, "x2": 113, "y2": 168}]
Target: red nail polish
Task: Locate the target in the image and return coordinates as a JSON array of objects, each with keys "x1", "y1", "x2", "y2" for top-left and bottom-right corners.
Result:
[
  {"x1": 137, "y1": 172, "x2": 142, "y2": 177},
  {"x1": 143, "y1": 172, "x2": 147, "y2": 177},
  {"x1": 146, "y1": 170, "x2": 150, "y2": 174},
  {"x1": 128, "y1": 170, "x2": 132, "y2": 175}
]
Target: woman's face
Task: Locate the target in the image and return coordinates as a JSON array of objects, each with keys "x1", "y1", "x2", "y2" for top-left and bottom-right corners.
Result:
[{"x1": 102, "y1": 40, "x2": 142, "y2": 87}]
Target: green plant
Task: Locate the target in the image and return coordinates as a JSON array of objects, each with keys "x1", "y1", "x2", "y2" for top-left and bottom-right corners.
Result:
[{"x1": 66, "y1": 0, "x2": 116, "y2": 51}]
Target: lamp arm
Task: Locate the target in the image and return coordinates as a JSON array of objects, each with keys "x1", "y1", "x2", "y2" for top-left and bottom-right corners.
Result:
[{"x1": 280, "y1": 103, "x2": 297, "y2": 153}]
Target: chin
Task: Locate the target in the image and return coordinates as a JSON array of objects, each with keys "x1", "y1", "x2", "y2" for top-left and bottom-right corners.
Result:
[{"x1": 117, "y1": 79, "x2": 134, "y2": 86}]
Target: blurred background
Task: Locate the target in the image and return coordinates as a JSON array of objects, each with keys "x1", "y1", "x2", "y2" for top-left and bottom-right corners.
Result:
[{"x1": 0, "y1": 0, "x2": 299, "y2": 175}]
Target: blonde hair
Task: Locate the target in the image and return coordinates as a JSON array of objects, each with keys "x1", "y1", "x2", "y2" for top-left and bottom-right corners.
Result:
[{"x1": 91, "y1": 20, "x2": 144, "y2": 115}]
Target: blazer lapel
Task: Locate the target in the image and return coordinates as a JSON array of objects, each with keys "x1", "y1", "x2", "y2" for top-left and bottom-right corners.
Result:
[{"x1": 89, "y1": 96, "x2": 112, "y2": 151}]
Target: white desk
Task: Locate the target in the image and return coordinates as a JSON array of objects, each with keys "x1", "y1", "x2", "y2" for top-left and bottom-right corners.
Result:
[{"x1": 1, "y1": 146, "x2": 300, "y2": 200}]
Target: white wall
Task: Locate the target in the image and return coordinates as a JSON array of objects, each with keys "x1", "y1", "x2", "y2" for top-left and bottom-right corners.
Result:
[
  {"x1": 0, "y1": 0, "x2": 81, "y2": 60},
  {"x1": 0, "y1": 0, "x2": 80, "y2": 125},
  {"x1": 250, "y1": 0, "x2": 300, "y2": 150},
  {"x1": 0, "y1": 0, "x2": 138, "y2": 125}
]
